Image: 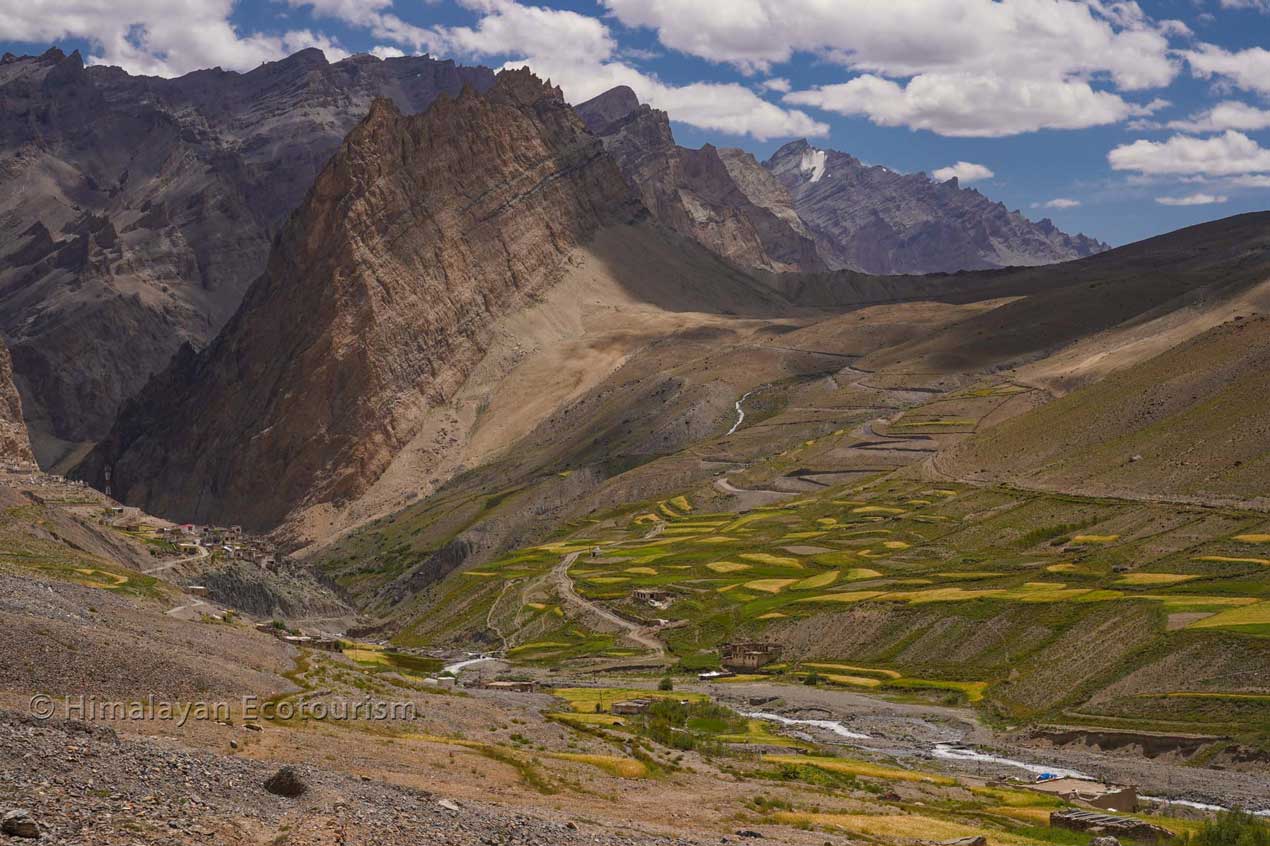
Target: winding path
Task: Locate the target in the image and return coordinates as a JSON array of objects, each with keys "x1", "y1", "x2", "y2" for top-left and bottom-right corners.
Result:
[{"x1": 551, "y1": 551, "x2": 667, "y2": 656}]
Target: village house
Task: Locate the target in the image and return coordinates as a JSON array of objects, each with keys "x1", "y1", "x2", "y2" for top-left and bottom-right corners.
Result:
[
  {"x1": 721, "y1": 641, "x2": 782, "y2": 670},
  {"x1": 610, "y1": 698, "x2": 653, "y2": 715},
  {"x1": 631, "y1": 588, "x2": 673, "y2": 606},
  {"x1": 1026, "y1": 777, "x2": 1138, "y2": 812},
  {"x1": 1050, "y1": 809, "x2": 1170, "y2": 841}
]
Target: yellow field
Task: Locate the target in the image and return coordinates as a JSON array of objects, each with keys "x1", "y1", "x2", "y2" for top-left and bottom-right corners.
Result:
[
  {"x1": 1116, "y1": 573, "x2": 1196, "y2": 585},
  {"x1": 624, "y1": 567, "x2": 658, "y2": 575},
  {"x1": 756, "y1": 612, "x2": 786, "y2": 620},
  {"x1": 852, "y1": 506, "x2": 906, "y2": 515},
  {"x1": 797, "y1": 590, "x2": 885, "y2": 604},
  {"x1": 882, "y1": 540, "x2": 910, "y2": 549},
  {"x1": 845, "y1": 568, "x2": 883, "y2": 580},
  {"x1": 1194, "y1": 555, "x2": 1270, "y2": 566},
  {"x1": 823, "y1": 673, "x2": 882, "y2": 688},
  {"x1": 744, "y1": 578, "x2": 799, "y2": 594},
  {"x1": 740, "y1": 553, "x2": 802, "y2": 568},
  {"x1": 1072, "y1": 534, "x2": 1119, "y2": 543},
  {"x1": 766, "y1": 754, "x2": 956, "y2": 785},
  {"x1": 792, "y1": 570, "x2": 839, "y2": 590},
  {"x1": 804, "y1": 663, "x2": 902, "y2": 679},
  {"x1": 707, "y1": 561, "x2": 750, "y2": 573},
  {"x1": 1234, "y1": 534, "x2": 1270, "y2": 543},
  {"x1": 1188, "y1": 601, "x2": 1270, "y2": 630},
  {"x1": 547, "y1": 752, "x2": 648, "y2": 778}
]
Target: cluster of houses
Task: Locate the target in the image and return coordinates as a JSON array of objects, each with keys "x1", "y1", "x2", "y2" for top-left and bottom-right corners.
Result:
[
  {"x1": 153, "y1": 522, "x2": 286, "y2": 567},
  {"x1": 254, "y1": 622, "x2": 343, "y2": 652}
]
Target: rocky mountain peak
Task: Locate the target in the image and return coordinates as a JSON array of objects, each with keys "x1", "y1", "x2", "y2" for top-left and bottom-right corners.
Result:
[
  {"x1": 763, "y1": 141, "x2": 1110, "y2": 275},
  {"x1": 0, "y1": 49, "x2": 495, "y2": 463},
  {"x1": 575, "y1": 86, "x2": 825, "y2": 273},
  {"x1": 574, "y1": 84, "x2": 641, "y2": 132},
  {"x1": 81, "y1": 69, "x2": 639, "y2": 529}
]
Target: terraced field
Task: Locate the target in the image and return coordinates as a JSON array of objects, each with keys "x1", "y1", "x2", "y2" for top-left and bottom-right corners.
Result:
[{"x1": 401, "y1": 480, "x2": 1270, "y2": 744}]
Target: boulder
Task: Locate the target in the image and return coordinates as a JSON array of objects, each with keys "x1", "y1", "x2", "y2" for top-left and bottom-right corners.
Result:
[
  {"x1": 263, "y1": 766, "x2": 307, "y2": 798},
  {"x1": 1, "y1": 809, "x2": 39, "y2": 838}
]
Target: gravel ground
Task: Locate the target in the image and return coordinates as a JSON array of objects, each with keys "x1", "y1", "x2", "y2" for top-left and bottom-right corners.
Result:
[{"x1": 0, "y1": 709, "x2": 733, "y2": 846}]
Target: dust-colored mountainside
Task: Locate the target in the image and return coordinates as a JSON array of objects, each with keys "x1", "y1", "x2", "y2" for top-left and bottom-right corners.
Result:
[
  {"x1": 575, "y1": 86, "x2": 825, "y2": 273},
  {"x1": 943, "y1": 310, "x2": 1270, "y2": 505},
  {"x1": 0, "y1": 339, "x2": 34, "y2": 466},
  {"x1": 766, "y1": 139, "x2": 1108, "y2": 275},
  {"x1": 79, "y1": 70, "x2": 646, "y2": 532},
  {"x1": 856, "y1": 212, "x2": 1270, "y2": 376},
  {"x1": 0, "y1": 47, "x2": 493, "y2": 461}
]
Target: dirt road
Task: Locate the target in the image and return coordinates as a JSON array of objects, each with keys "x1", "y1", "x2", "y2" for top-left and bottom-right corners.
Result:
[{"x1": 551, "y1": 551, "x2": 667, "y2": 656}]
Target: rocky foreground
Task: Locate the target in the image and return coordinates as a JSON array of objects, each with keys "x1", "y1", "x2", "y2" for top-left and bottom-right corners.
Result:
[{"x1": 0, "y1": 710, "x2": 718, "y2": 846}]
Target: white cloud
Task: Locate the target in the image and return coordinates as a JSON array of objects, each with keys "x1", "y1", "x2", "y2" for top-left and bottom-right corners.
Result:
[
  {"x1": 1166, "y1": 101, "x2": 1270, "y2": 132},
  {"x1": 1155, "y1": 193, "x2": 1228, "y2": 205},
  {"x1": 0, "y1": 0, "x2": 358, "y2": 76},
  {"x1": 370, "y1": 45, "x2": 407, "y2": 59},
  {"x1": 601, "y1": 0, "x2": 1178, "y2": 87},
  {"x1": 1184, "y1": 43, "x2": 1270, "y2": 95},
  {"x1": 785, "y1": 73, "x2": 1160, "y2": 137},
  {"x1": 1109, "y1": 131, "x2": 1270, "y2": 176},
  {"x1": 760, "y1": 77, "x2": 791, "y2": 93},
  {"x1": 1219, "y1": 0, "x2": 1270, "y2": 10},
  {"x1": 1034, "y1": 198, "x2": 1082, "y2": 209},
  {"x1": 1230, "y1": 175, "x2": 1270, "y2": 188},
  {"x1": 419, "y1": 0, "x2": 826, "y2": 140},
  {"x1": 931, "y1": 161, "x2": 994, "y2": 183},
  {"x1": 601, "y1": 0, "x2": 1185, "y2": 137}
]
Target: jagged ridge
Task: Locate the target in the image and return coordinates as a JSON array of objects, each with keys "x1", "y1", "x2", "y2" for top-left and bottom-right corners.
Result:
[
  {"x1": 766, "y1": 139, "x2": 1109, "y2": 275},
  {"x1": 81, "y1": 69, "x2": 642, "y2": 530},
  {"x1": 0, "y1": 47, "x2": 494, "y2": 456}
]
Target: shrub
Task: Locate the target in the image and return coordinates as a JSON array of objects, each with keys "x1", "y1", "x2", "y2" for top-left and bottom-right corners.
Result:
[
  {"x1": 1180, "y1": 810, "x2": 1270, "y2": 846},
  {"x1": 658, "y1": 676, "x2": 674, "y2": 691}
]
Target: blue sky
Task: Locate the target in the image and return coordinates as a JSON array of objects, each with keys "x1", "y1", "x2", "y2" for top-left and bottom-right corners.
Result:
[{"x1": 3, "y1": 0, "x2": 1269, "y2": 246}]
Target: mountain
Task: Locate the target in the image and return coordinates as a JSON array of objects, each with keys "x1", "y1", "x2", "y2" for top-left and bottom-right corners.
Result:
[
  {"x1": 0, "y1": 338, "x2": 35, "y2": 466},
  {"x1": 575, "y1": 87, "x2": 826, "y2": 273},
  {"x1": 765, "y1": 139, "x2": 1109, "y2": 275},
  {"x1": 0, "y1": 47, "x2": 493, "y2": 462},
  {"x1": 79, "y1": 69, "x2": 644, "y2": 531}
]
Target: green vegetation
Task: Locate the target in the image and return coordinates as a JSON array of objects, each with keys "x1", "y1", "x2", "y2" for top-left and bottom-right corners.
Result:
[{"x1": 1176, "y1": 810, "x2": 1270, "y2": 846}]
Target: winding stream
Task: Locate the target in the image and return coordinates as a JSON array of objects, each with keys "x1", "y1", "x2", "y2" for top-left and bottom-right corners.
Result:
[{"x1": 727, "y1": 391, "x2": 753, "y2": 436}]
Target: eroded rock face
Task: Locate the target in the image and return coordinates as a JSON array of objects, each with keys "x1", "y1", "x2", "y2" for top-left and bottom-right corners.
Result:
[
  {"x1": 575, "y1": 87, "x2": 825, "y2": 273},
  {"x1": 0, "y1": 47, "x2": 494, "y2": 455},
  {"x1": 766, "y1": 140, "x2": 1109, "y2": 275},
  {"x1": 0, "y1": 339, "x2": 35, "y2": 466},
  {"x1": 82, "y1": 70, "x2": 641, "y2": 530}
]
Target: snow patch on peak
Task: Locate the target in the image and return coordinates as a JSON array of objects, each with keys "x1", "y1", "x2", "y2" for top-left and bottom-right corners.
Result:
[{"x1": 799, "y1": 148, "x2": 827, "y2": 183}]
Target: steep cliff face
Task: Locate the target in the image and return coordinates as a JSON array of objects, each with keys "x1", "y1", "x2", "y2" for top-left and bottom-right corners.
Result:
[
  {"x1": 766, "y1": 140, "x2": 1108, "y2": 275},
  {"x1": 0, "y1": 339, "x2": 35, "y2": 466},
  {"x1": 0, "y1": 47, "x2": 493, "y2": 456},
  {"x1": 575, "y1": 87, "x2": 825, "y2": 273},
  {"x1": 82, "y1": 69, "x2": 642, "y2": 530}
]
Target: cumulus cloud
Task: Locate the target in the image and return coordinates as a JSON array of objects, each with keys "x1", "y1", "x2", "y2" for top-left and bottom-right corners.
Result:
[
  {"x1": 601, "y1": 0, "x2": 1178, "y2": 86},
  {"x1": 0, "y1": 0, "x2": 353, "y2": 76},
  {"x1": 416, "y1": 0, "x2": 826, "y2": 140},
  {"x1": 931, "y1": 161, "x2": 994, "y2": 183},
  {"x1": 1166, "y1": 101, "x2": 1270, "y2": 132},
  {"x1": 1184, "y1": 43, "x2": 1270, "y2": 95},
  {"x1": 760, "y1": 78, "x2": 792, "y2": 93},
  {"x1": 786, "y1": 74, "x2": 1161, "y2": 137},
  {"x1": 1034, "y1": 198, "x2": 1082, "y2": 209},
  {"x1": 1219, "y1": 0, "x2": 1269, "y2": 10},
  {"x1": 1155, "y1": 193, "x2": 1228, "y2": 205},
  {"x1": 600, "y1": 0, "x2": 1183, "y2": 137},
  {"x1": 1108, "y1": 131, "x2": 1270, "y2": 176}
]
